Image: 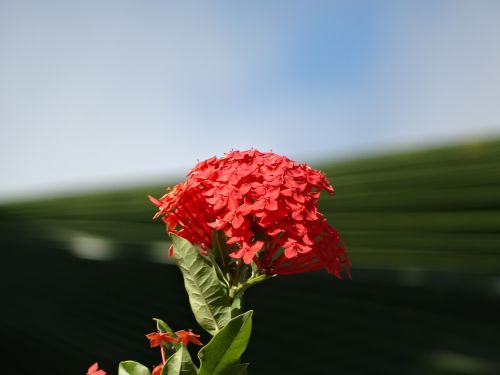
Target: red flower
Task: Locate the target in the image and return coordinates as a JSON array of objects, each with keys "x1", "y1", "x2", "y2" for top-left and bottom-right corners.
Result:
[
  {"x1": 150, "y1": 149, "x2": 349, "y2": 277},
  {"x1": 152, "y1": 364, "x2": 164, "y2": 375},
  {"x1": 175, "y1": 329, "x2": 203, "y2": 346},
  {"x1": 146, "y1": 332, "x2": 177, "y2": 348},
  {"x1": 87, "y1": 362, "x2": 106, "y2": 375}
]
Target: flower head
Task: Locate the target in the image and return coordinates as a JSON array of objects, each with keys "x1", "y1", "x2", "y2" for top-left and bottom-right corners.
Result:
[
  {"x1": 150, "y1": 149, "x2": 349, "y2": 277},
  {"x1": 146, "y1": 332, "x2": 177, "y2": 348},
  {"x1": 87, "y1": 362, "x2": 106, "y2": 375},
  {"x1": 175, "y1": 329, "x2": 203, "y2": 346}
]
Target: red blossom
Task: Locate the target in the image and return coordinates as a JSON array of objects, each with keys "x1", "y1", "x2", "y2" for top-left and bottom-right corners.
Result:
[
  {"x1": 175, "y1": 329, "x2": 203, "y2": 347},
  {"x1": 150, "y1": 149, "x2": 349, "y2": 277},
  {"x1": 87, "y1": 362, "x2": 106, "y2": 375},
  {"x1": 146, "y1": 332, "x2": 177, "y2": 348},
  {"x1": 152, "y1": 364, "x2": 164, "y2": 375}
]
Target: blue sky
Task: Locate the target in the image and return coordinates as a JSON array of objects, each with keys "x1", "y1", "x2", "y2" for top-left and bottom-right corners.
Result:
[{"x1": 1, "y1": 1, "x2": 500, "y2": 199}]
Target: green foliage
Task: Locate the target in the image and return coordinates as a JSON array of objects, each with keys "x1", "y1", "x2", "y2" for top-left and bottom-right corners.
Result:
[
  {"x1": 219, "y1": 363, "x2": 249, "y2": 375},
  {"x1": 118, "y1": 361, "x2": 151, "y2": 375},
  {"x1": 162, "y1": 346, "x2": 197, "y2": 375},
  {"x1": 154, "y1": 317, "x2": 175, "y2": 335},
  {"x1": 230, "y1": 292, "x2": 244, "y2": 318},
  {"x1": 171, "y1": 234, "x2": 232, "y2": 335},
  {"x1": 198, "y1": 311, "x2": 253, "y2": 375}
]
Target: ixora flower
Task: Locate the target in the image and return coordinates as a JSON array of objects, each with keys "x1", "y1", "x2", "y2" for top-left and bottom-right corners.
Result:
[
  {"x1": 86, "y1": 362, "x2": 106, "y2": 375},
  {"x1": 145, "y1": 331, "x2": 178, "y2": 347},
  {"x1": 150, "y1": 149, "x2": 350, "y2": 278},
  {"x1": 145, "y1": 329, "x2": 203, "y2": 347},
  {"x1": 83, "y1": 150, "x2": 350, "y2": 374},
  {"x1": 174, "y1": 330, "x2": 203, "y2": 347}
]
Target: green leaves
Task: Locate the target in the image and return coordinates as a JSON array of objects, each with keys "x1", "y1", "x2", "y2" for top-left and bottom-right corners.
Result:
[
  {"x1": 198, "y1": 311, "x2": 253, "y2": 375},
  {"x1": 219, "y1": 363, "x2": 249, "y2": 375},
  {"x1": 154, "y1": 317, "x2": 175, "y2": 335},
  {"x1": 155, "y1": 236, "x2": 253, "y2": 374},
  {"x1": 171, "y1": 234, "x2": 231, "y2": 335},
  {"x1": 118, "y1": 361, "x2": 151, "y2": 375},
  {"x1": 230, "y1": 292, "x2": 244, "y2": 318},
  {"x1": 162, "y1": 346, "x2": 197, "y2": 375}
]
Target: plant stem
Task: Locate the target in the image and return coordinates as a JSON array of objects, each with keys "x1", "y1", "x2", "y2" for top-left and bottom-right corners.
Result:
[
  {"x1": 160, "y1": 345, "x2": 167, "y2": 364},
  {"x1": 215, "y1": 231, "x2": 227, "y2": 269},
  {"x1": 233, "y1": 260, "x2": 243, "y2": 287},
  {"x1": 228, "y1": 272, "x2": 274, "y2": 300}
]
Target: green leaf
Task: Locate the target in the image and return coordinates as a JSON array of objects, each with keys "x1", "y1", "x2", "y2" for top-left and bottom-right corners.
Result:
[
  {"x1": 219, "y1": 363, "x2": 249, "y2": 375},
  {"x1": 206, "y1": 251, "x2": 230, "y2": 291},
  {"x1": 211, "y1": 230, "x2": 231, "y2": 271},
  {"x1": 171, "y1": 234, "x2": 231, "y2": 335},
  {"x1": 118, "y1": 361, "x2": 151, "y2": 375},
  {"x1": 198, "y1": 311, "x2": 253, "y2": 375},
  {"x1": 230, "y1": 292, "x2": 244, "y2": 318},
  {"x1": 154, "y1": 318, "x2": 175, "y2": 334},
  {"x1": 162, "y1": 345, "x2": 197, "y2": 375}
]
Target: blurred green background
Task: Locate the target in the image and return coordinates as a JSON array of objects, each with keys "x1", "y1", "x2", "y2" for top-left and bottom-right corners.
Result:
[{"x1": 2, "y1": 138, "x2": 499, "y2": 374}]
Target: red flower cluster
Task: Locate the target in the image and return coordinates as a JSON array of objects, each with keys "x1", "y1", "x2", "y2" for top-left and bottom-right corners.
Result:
[
  {"x1": 145, "y1": 329, "x2": 201, "y2": 375},
  {"x1": 146, "y1": 329, "x2": 203, "y2": 347},
  {"x1": 150, "y1": 149, "x2": 349, "y2": 277}
]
